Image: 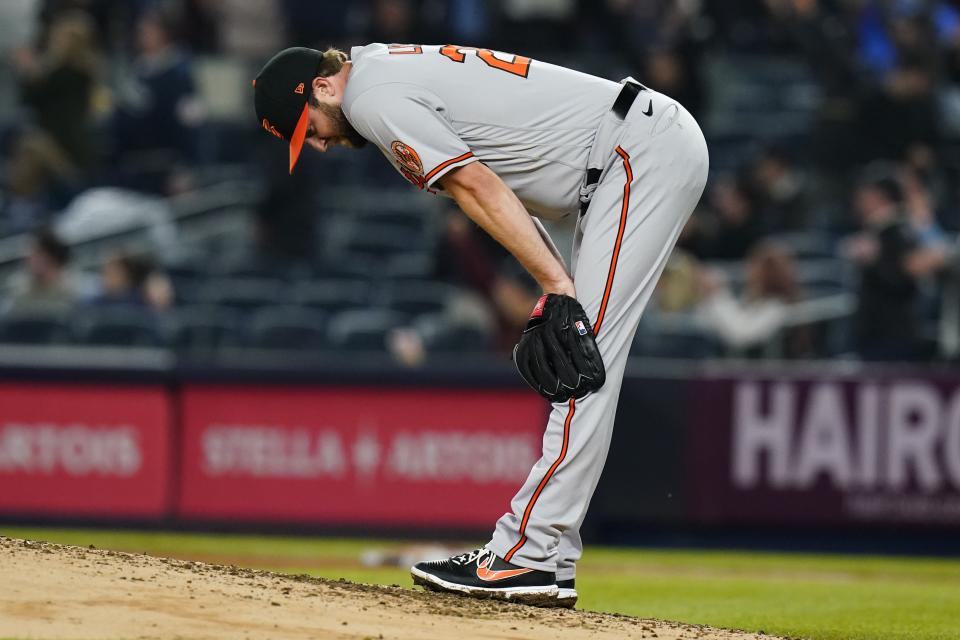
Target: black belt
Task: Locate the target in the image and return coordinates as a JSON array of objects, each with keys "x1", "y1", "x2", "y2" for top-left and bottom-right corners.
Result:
[{"x1": 612, "y1": 81, "x2": 645, "y2": 119}]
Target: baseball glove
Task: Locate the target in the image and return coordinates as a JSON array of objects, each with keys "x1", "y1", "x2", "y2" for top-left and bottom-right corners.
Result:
[{"x1": 513, "y1": 294, "x2": 606, "y2": 403}]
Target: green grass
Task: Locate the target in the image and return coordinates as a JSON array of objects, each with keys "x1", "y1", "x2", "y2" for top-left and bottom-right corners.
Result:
[{"x1": 4, "y1": 527, "x2": 959, "y2": 640}]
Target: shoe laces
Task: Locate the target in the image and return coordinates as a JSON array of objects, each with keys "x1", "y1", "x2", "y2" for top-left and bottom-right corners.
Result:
[{"x1": 450, "y1": 548, "x2": 491, "y2": 567}]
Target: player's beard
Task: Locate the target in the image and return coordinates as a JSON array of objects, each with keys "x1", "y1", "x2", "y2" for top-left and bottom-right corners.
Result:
[{"x1": 317, "y1": 102, "x2": 368, "y2": 149}]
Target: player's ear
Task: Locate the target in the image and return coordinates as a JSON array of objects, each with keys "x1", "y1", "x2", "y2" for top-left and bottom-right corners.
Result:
[{"x1": 312, "y1": 76, "x2": 334, "y2": 97}]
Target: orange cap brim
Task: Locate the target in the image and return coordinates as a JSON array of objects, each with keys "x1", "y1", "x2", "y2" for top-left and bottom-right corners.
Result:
[{"x1": 288, "y1": 102, "x2": 310, "y2": 174}]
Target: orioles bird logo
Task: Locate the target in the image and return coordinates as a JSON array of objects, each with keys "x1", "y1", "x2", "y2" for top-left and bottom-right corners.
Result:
[
  {"x1": 391, "y1": 140, "x2": 423, "y2": 175},
  {"x1": 262, "y1": 119, "x2": 284, "y2": 140},
  {"x1": 294, "y1": 82, "x2": 305, "y2": 95}
]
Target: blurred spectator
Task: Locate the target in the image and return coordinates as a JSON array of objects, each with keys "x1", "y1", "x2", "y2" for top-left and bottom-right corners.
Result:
[
  {"x1": 34, "y1": 0, "x2": 126, "y2": 51},
  {"x1": 13, "y1": 9, "x2": 100, "y2": 168},
  {"x1": 841, "y1": 168, "x2": 930, "y2": 360},
  {"x1": 366, "y1": 0, "x2": 424, "y2": 45},
  {"x1": 447, "y1": 0, "x2": 491, "y2": 42},
  {"x1": 214, "y1": 0, "x2": 285, "y2": 60},
  {"x1": 840, "y1": 6, "x2": 939, "y2": 160},
  {"x1": 868, "y1": 12, "x2": 940, "y2": 160},
  {"x1": 748, "y1": 145, "x2": 810, "y2": 230},
  {"x1": 680, "y1": 176, "x2": 765, "y2": 261},
  {"x1": 91, "y1": 251, "x2": 173, "y2": 311},
  {"x1": 3, "y1": 227, "x2": 78, "y2": 314},
  {"x1": 178, "y1": 0, "x2": 220, "y2": 55},
  {"x1": 645, "y1": 47, "x2": 704, "y2": 120},
  {"x1": 655, "y1": 250, "x2": 703, "y2": 314},
  {"x1": 901, "y1": 164, "x2": 951, "y2": 261},
  {"x1": 765, "y1": 0, "x2": 869, "y2": 175},
  {"x1": 0, "y1": 131, "x2": 77, "y2": 234},
  {"x1": 110, "y1": 9, "x2": 201, "y2": 192},
  {"x1": 697, "y1": 242, "x2": 807, "y2": 356},
  {"x1": 582, "y1": 1, "x2": 706, "y2": 116},
  {"x1": 388, "y1": 293, "x2": 496, "y2": 367}
]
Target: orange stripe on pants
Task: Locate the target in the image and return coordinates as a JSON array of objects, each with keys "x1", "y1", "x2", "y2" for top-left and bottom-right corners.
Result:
[{"x1": 503, "y1": 146, "x2": 633, "y2": 563}]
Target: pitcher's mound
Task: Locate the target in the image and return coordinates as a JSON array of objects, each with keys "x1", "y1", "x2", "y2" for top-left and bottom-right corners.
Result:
[{"x1": 0, "y1": 536, "x2": 777, "y2": 640}]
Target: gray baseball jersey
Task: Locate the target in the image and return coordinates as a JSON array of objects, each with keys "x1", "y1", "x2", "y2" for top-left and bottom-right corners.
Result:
[
  {"x1": 343, "y1": 44, "x2": 709, "y2": 586},
  {"x1": 344, "y1": 43, "x2": 621, "y2": 220}
]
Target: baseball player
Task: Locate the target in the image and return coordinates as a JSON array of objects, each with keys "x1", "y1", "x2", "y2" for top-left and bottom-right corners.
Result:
[{"x1": 253, "y1": 44, "x2": 708, "y2": 608}]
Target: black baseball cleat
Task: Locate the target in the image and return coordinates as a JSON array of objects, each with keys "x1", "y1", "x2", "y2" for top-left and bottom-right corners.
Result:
[
  {"x1": 411, "y1": 547, "x2": 558, "y2": 606},
  {"x1": 555, "y1": 578, "x2": 578, "y2": 608}
]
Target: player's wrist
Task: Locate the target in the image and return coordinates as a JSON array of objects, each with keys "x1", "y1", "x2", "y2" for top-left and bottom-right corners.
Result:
[{"x1": 541, "y1": 278, "x2": 576, "y2": 298}]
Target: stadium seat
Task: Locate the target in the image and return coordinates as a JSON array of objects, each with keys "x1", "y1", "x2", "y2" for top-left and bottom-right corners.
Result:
[
  {"x1": 71, "y1": 307, "x2": 162, "y2": 347},
  {"x1": 350, "y1": 210, "x2": 429, "y2": 236},
  {"x1": 338, "y1": 227, "x2": 427, "y2": 259},
  {"x1": 164, "y1": 262, "x2": 206, "y2": 284},
  {"x1": 197, "y1": 278, "x2": 287, "y2": 312},
  {"x1": 165, "y1": 305, "x2": 243, "y2": 351},
  {"x1": 797, "y1": 260, "x2": 854, "y2": 297},
  {"x1": 633, "y1": 310, "x2": 721, "y2": 359},
  {"x1": 248, "y1": 307, "x2": 329, "y2": 350},
  {"x1": 208, "y1": 253, "x2": 311, "y2": 281},
  {"x1": 313, "y1": 256, "x2": 381, "y2": 280},
  {"x1": 385, "y1": 253, "x2": 435, "y2": 281},
  {"x1": 633, "y1": 329, "x2": 721, "y2": 359},
  {"x1": 212, "y1": 263, "x2": 291, "y2": 280},
  {"x1": 383, "y1": 281, "x2": 458, "y2": 316},
  {"x1": 412, "y1": 314, "x2": 493, "y2": 353},
  {"x1": 327, "y1": 309, "x2": 407, "y2": 351},
  {"x1": 292, "y1": 279, "x2": 371, "y2": 313},
  {"x1": 0, "y1": 311, "x2": 70, "y2": 344},
  {"x1": 768, "y1": 232, "x2": 836, "y2": 260}
]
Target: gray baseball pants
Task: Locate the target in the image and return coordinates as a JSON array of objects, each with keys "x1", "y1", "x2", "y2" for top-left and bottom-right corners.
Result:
[{"x1": 487, "y1": 84, "x2": 709, "y2": 577}]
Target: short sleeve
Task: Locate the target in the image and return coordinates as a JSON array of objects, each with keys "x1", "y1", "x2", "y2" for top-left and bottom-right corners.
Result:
[{"x1": 346, "y1": 84, "x2": 476, "y2": 189}]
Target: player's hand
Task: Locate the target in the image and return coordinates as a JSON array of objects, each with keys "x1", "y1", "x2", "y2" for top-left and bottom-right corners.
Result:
[{"x1": 512, "y1": 294, "x2": 606, "y2": 403}]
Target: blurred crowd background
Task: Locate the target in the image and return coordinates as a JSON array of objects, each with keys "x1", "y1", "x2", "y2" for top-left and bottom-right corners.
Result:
[{"x1": 2, "y1": 0, "x2": 960, "y2": 365}]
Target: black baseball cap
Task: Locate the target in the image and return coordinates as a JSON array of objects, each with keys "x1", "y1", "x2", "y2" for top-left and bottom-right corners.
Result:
[{"x1": 253, "y1": 47, "x2": 323, "y2": 174}]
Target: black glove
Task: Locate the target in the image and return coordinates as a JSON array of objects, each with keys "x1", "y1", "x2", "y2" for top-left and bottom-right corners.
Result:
[{"x1": 512, "y1": 294, "x2": 606, "y2": 403}]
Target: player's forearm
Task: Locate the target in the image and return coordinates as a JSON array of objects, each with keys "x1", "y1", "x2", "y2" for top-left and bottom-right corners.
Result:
[
  {"x1": 442, "y1": 164, "x2": 574, "y2": 296},
  {"x1": 531, "y1": 217, "x2": 569, "y2": 277}
]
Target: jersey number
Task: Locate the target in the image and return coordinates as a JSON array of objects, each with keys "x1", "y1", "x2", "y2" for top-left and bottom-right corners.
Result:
[
  {"x1": 388, "y1": 44, "x2": 531, "y2": 79},
  {"x1": 439, "y1": 45, "x2": 531, "y2": 78}
]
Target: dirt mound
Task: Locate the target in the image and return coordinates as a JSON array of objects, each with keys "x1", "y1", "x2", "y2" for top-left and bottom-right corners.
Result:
[{"x1": 0, "y1": 536, "x2": 775, "y2": 640}]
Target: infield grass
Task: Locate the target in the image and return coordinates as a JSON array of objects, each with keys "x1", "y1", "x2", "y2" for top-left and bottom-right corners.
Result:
[{"x1": 4, "y1": 527, "x2": 959, "y2": 640}]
